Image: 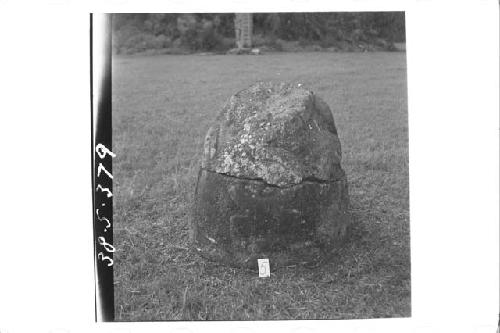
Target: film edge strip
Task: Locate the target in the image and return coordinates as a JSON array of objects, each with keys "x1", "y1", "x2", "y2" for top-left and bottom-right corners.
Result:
[{"x1": 92, "y1": 13, "x2": 115, "y2": 322}]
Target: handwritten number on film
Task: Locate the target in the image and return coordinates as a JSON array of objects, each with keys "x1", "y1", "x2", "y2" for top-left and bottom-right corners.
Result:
[
  {"x1": 96, "y1": 143, "x2": 116, "y2": 159},
  {"x1": 95, "y1": 143, "x2": 115, "y2": 267},
  {"x1": 96, "y1": 209, "x2": 111, "y2": 230},
  {"x1": 98, "y1": 237, "x2": 115, "y2": 266}
]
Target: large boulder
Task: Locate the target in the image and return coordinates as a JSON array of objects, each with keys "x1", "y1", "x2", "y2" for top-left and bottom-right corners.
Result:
[{"x1": 191, "y1": 82, "x2": 350, "y2": 269}]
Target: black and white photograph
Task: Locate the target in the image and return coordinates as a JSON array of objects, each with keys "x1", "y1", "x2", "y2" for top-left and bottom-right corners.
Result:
[
  {"x1": 0, "y1": 1, "x2": 498, "y2": 332},
  {"x1": 110, "y1": 12, "x2": 410, "y2": 321}
]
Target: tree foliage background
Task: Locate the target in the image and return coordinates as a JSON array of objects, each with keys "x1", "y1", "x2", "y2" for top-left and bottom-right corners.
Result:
[{"x1": 112, "y1": 12, "x2": 405, "y2": 54}]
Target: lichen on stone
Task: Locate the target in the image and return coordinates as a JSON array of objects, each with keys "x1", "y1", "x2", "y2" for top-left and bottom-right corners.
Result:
[{"x1": 204, "y1": 81, "x2": 343, "y2": 187}]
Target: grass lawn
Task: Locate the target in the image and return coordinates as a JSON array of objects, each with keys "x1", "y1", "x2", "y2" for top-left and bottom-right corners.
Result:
[{"x1": 112, "y1": 51, "x2": 410, "y2": 321}]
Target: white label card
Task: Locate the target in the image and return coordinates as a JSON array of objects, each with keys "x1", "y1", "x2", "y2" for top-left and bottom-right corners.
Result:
[{"x1": 258, "y1": 259, "x2": 270, "y2": 277}]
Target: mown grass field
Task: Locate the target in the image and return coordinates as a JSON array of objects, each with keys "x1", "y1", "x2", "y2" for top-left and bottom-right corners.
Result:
[{"x1": 112, "y1": 51, "x2": 410, "y2": 321}]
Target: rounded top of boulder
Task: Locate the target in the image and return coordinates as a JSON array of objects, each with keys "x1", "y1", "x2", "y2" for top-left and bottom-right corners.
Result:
[{"x1": 202, "y1": 81, "x2": 345, "y2": 187}]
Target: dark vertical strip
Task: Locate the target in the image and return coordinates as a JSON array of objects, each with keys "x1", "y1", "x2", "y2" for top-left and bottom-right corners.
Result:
[{"x1": 93, "y1": 13, "x2": 115, "y2": 322}]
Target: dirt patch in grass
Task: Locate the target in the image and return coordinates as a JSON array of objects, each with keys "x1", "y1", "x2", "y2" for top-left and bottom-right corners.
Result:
[{"x1": 112, "y1": 52, "x2": 410, "y2": 321}]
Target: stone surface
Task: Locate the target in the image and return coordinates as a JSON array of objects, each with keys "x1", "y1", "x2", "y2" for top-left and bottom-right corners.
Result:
[{"x1": 191, "y1": 81, "x2": 350, "y2": 269}]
